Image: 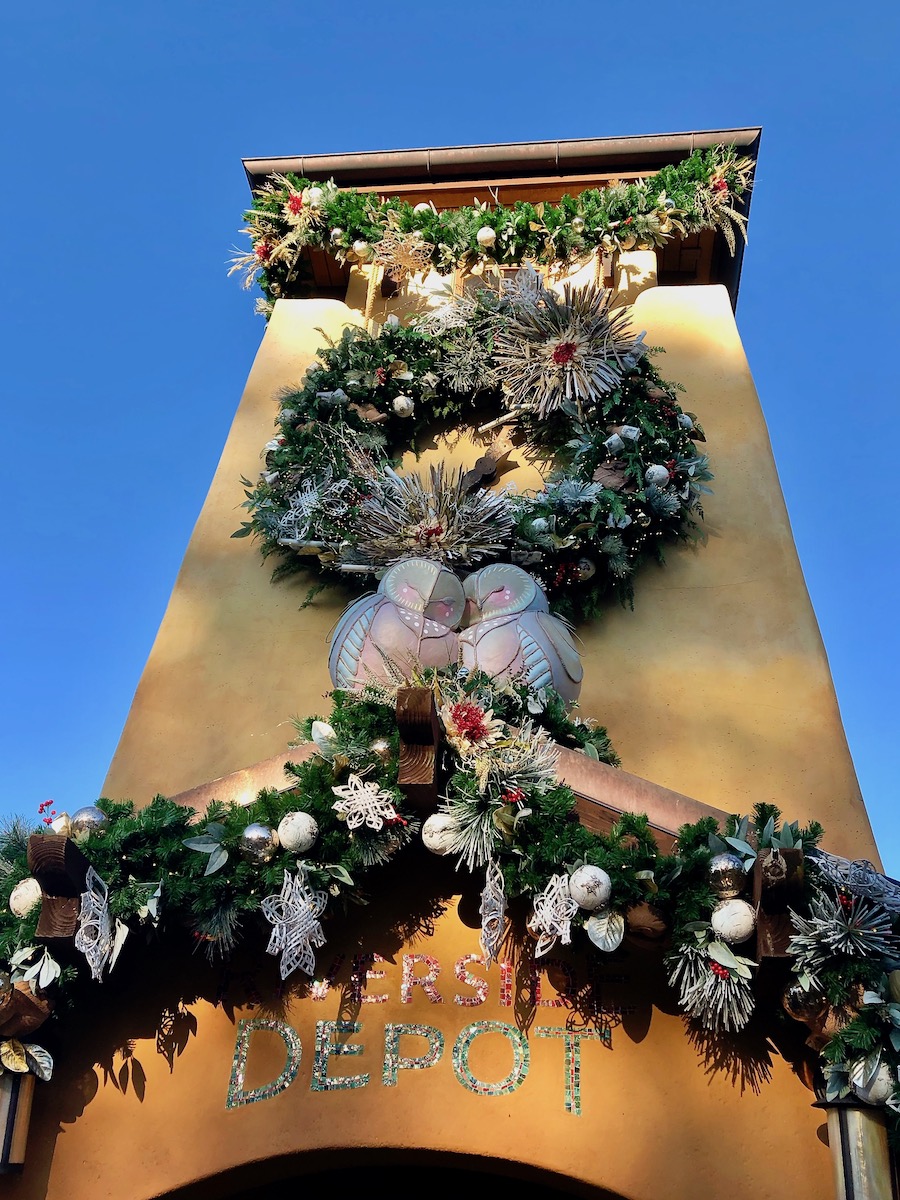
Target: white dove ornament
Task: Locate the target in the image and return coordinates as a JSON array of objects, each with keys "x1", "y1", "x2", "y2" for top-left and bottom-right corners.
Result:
[
  {"x1": 458, "y1": 563, "x2": 584, "y2": 704},
  {"x1": 328, "y1": 557, "x2": 466, "y2": 691}
]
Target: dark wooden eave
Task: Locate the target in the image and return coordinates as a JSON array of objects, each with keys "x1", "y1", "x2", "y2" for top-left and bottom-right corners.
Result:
[{"x1": 241, "y1": 127, "x2": 762, "y2": 308}]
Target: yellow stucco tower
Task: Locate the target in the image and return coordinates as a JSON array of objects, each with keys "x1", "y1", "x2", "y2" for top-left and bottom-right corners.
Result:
[{"x1": 9, "y1": 129, "x2": 893, "y2": 1200}]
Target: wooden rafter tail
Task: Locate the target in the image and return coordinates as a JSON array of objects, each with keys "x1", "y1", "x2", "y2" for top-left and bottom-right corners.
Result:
[
  {"x1": 395, "y1": 686, "x2": 443, "y2": 812},
  {"x1": 26, "y1": 834, "x2": 91, "y2": 949}
]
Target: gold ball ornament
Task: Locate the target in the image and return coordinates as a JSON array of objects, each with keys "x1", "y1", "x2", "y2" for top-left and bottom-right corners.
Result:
[
  {"x1": 710, "y1": 898, "x2": 757, "y2": 944},
  {"x1": 709, "y1": 852, "x2": 748, "y2": 899},
  {"x1": 71, "y1": 805, "x2": 109, "y2": 837},
  {"x1": 276, "y1": 812, "x2": 318, "y2": 855},
  {"x1": 238, "y1": 823, "x2": 280, "y2": 864},
  {"x1": 369, "y1": 738, "x2": 393, "y2": 764},
  {"x1": 619, "y1": 233, "x2": 637, "y2": 251},
  {"x1": 782, "y1": 983, "x2": 828, "y2": 1025},
  {"x1": 9, "y1": 877, "x2": 43, "y2": 919}
]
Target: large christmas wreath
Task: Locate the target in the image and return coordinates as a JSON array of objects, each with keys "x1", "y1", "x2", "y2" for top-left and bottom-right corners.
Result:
[{"x1": 234, "y1": 268, "x2": 712, "y2": 624}]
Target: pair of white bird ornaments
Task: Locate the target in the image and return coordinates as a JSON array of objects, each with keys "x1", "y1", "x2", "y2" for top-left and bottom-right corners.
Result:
[{"x1": 328, "y1": 558, "x2": 584, "y2": 705}]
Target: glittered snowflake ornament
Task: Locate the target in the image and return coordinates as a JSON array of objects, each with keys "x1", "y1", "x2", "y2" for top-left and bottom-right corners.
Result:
[{"x1": 332, "y1": 774, "x2": 401, "y2": 831}]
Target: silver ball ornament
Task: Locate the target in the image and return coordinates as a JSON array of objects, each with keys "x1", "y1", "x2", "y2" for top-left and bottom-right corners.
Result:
[
  {"x1": 710, "y1": 898, "x2": 757, "y2": 944},
  {"x1": 239, "y1": 823, "x2": 280, "y2": 864},
  {"x1": 619, "y1": 233, "x2": 637, "y2": 251},
  {"x1": 476, "y1": 225, "x2": 496, "y2": 249},
  {"x1": 329, "y1": 227, "x2": 344, "y2": 246},
  {"x1": 352, "y1": 239, "x2": 371, "y2": 261},
  {"x1": 422, "y1": 813, "x2": 457, "y2": 856},
  {"x1": 392, "y1": 395, "x2": 415, "y2": 418},
  {"x1": 71, "y1": 805, "x2": 109, "y2": 837},
  {"x1": 369, "y1": 738, "x2": 393, "y2": 764},
  {"x1": 677, "y1": 412, "x2": 694, "y2": 431},
  {"x1": 9, "y1": 877, "x2": 42, "y2": 919},
  {"x1": 568, "y1": 865, "x2": 612, "y2": 911},
  {"x1": 276, "y1": 812, "x2": 318, "y2": 855},
  {"x1": 571, "y1": 216, "x2": 586, "y2": 235},
  {"x1": 709, "y1": 852, "x2": 748, "y2": 899}
]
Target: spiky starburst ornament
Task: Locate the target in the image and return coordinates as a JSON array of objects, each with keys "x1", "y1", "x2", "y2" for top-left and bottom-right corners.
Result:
[
  {"x1": 350, "y1": 463, "x2": 514, "y2": 569},
  {"x1": 490, "y1": 267, "x2": 647, "y2": 421},
  {"x1": 373, "y1": 229, "x2": 435, "y2": 283},
  {"x1": 788, "y1": 889, "x2": 900, "y2": 986}
]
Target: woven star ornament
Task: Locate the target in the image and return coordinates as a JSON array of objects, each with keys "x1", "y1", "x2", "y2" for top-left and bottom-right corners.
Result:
[
  {"x1": 332, "y1": 774, "x2": 401, "y2": 831},
  {"x1": 74, "y1": 866, "x2": 115, "y2": 981},
  {"x1": 373, "y1": 230, "x2": 435, "y2": 282},
  {"x1": 479, "y1": 858, "x2": 508, "y2": 965},
  {"x1": 261, "y1": 869, "x2": 328, "y2": 979},
  {"x1": 528, "y1": 873, "x2": 578, "y2": 958}
]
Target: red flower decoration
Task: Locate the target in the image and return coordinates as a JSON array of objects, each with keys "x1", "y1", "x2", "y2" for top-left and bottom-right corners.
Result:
[
  {"x1": 255, "y1": 242, "x2": 273, "y2": 262},
  {"x1": 449, "y1": 701, "x2": 492, "y2": 743},
  {"x1": 287, "y1": 193, "x2": 304, "y2": 214},
  {"x1": 552, "y1": 341, "x2": 577, "y2": 366}
]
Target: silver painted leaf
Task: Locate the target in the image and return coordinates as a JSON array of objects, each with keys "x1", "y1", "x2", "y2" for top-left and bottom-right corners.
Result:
[{"x1": 586, "y1": 910, "x2": 625, "y2": 952}]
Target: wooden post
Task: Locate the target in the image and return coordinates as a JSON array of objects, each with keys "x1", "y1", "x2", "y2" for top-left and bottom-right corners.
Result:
[
  {"x1": 395, "y1": 686, "x2": 443, "y2": 812},
  {"x1": 752, "y1": 846, "x2": 804, "y2": 1000},
  {"x1": 26, "y1": 834, "x2": 90, "y2": 950}
]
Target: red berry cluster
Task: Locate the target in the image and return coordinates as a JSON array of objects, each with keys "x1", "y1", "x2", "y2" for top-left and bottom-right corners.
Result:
[
  {"x1": 374, "y1": 367, "x2": 387, "y2": 386},
  {"x1": 37, "y1": 799, "x2": 57, "y2": 826},
  {"x1": 712, "y1": 177, "x2": 729, "y2": 195},
  {"x1": 550, "y1": 562, "x2": 582, "y2": 589},
  {"x1": 838, "y1": 892, "x2": 854, "y2": 914},
  {"x1": 710, "y1": 961, "x2": 731, "y2": 980},
  {"x1": 501, "y1": 787, "x2": 526, "y2": 805},
  {"x1": 287, "y1": 194, "x2": 304, "y2": 214},
  {"x1": 449, "y1": 700, "x2": 491, "y2": 743}
]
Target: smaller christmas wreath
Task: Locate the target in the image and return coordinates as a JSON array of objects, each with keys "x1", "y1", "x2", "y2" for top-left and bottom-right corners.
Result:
[{"x1": 234, "y1": 268, "x2": 712, "y2": 625}]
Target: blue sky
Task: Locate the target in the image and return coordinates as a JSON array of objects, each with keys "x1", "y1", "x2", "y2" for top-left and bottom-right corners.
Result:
[{"x1": 2, "y1": 3, "x2": 898, "y2": 870}]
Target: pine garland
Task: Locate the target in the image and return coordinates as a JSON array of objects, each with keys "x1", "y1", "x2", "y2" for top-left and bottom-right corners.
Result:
[{"x1": 228, "y1": 144, "x2": 754, "y2": 308}]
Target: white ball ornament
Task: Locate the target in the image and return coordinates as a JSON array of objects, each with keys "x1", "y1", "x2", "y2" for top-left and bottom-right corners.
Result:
[
  {"x1": 392, "y1": 395, "x2": 415, "y2": 418},
  {"x1": 352, "y1": 239, "x2": 372, "y2": 261},
  {"x1": 422, "y1": 813, "x2": 457, "y2": 856},
  {"x1": 276, "y1": 812, "x2": 319, "y2": 855},
  {"x1": 644, "y1": 464, "x2": 671, "y2": 487},
  {"x1": 9, "y1": 877, "x2": 42, "y2": 919},
  {"x1": 304, "y1": 186, "x2": 325, "y2": 209},
  {"x1": 710, "y1": 898, "x2": 757, "y2": 944},
  {"x1": 677, "y1": 413, "x2": 694, "y2": 431},
  {"x1": 413, "y1": 202, "x2": 432, "y2": 214},
  {"x1": 476, "y1": 226, "x2": 497, "y2": 249},
  {"x1": 568, "y1": 865, "x2": 612, "y2": 911},
  {"x1": 851, "y1": 1060, "x2": 896, "y2": 1105},
  {"x1": 571, "y1": 216, "x2": 586, "y2": 235}
]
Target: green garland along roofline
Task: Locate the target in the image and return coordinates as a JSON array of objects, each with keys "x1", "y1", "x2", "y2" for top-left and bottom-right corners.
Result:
[
  {"x1": 230, "y1": 143, "x2": 754, "y2": 306},
  {"x1": 2, "y1": 670, "x2": 899, "y2": 1133}
]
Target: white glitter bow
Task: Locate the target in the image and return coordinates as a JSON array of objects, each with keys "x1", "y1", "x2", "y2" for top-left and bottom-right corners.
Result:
[
  {"x1": 529, "y1": 873, "x2": 578, "y2": 958},
  {"x1": 332, "y1": 774, "x2": 400, "y2": 831},
  {"x1": 479, "y1": 858, "x2": 507, "y2": 965},
  {"x1": 261, "y1": 869, "x2": 328, "y2": 979}
]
